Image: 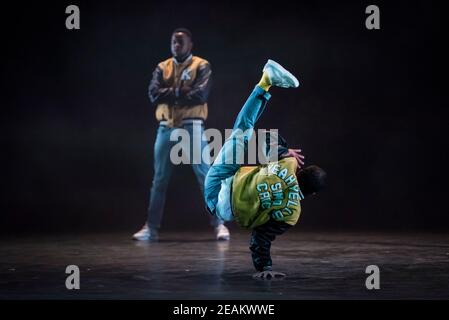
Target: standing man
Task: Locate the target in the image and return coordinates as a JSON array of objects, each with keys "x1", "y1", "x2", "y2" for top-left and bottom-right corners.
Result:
[{"x1": 133, "y1": 28, "x2": 230, "y2": 241}]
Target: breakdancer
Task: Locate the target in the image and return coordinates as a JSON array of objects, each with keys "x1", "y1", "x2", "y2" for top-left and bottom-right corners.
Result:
[{"x1": 204, "y1": 59, "x2": 327, "y2": 279}]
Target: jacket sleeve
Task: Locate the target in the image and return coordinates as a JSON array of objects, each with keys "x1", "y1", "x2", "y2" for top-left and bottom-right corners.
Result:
[
  {"x1": 249, "y1": 218, "x2": 292, "y2": 271},
  {"x1": 148, "y1": 66, "x2": 175, "y2": 105},
  {"x1": 178, "y1": 63, "x2": 212, "y2": 106}
]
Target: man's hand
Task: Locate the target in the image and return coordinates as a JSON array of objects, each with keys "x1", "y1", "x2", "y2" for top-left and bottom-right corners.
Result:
[
  {"x1": 252, "y1": 271, "x2": 286, "y2": 280},
  {"x1": 179, "y1": 85, "x2": 192, "y2": 96},
  {"x1": 282, "y1": 148, "x2": 305, "y2": 168},
  {"x1": 173, "y1": 86, "x2": 192, "y2": 98}
]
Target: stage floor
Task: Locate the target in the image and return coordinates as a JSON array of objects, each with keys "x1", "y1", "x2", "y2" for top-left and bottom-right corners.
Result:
[{"x1": 1, "y1": 230, "x2": 449, "y2": 299}]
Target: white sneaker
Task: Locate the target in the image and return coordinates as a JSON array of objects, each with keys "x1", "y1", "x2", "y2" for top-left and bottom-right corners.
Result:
[
  {"x1": 215, "y1": 224, "x2": 230, "y2": 241},
  {"x1": 263, "y1": 59, "x2": 299, "y2": 88},
  {"x1": 132, "y1": 224, "x2": 159, "y2": 241}
]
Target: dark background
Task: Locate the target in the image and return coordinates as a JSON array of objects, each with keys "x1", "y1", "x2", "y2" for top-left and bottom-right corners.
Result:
[{"x1": 1, "y1": 0, "x2": 447, "y2": 234}]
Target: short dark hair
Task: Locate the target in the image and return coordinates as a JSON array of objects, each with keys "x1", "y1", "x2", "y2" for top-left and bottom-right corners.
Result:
[
  {"x1": 297, "y1": 165, "x2": 327, "y2": 196},
  {"x1": 172, "y1": 28, "x2": 192, "y2": 41}
]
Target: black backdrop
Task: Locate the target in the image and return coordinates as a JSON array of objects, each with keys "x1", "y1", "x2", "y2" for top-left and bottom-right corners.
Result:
[{"x1": 1, "y1": 0, "x2": 448, "y2": 234}]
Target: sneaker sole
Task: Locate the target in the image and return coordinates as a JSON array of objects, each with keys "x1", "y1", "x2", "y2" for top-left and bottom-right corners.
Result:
[
  {"x1": 264, "y1": 59, "x2": 300, "y2": 88},
  {"x1": 132, "y1": 237, "x2": 159, "y2": 241}
]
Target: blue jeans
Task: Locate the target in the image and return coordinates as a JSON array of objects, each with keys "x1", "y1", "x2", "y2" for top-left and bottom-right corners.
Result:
[
  {"x1": 147, "y1": 122, "x2": 224, "y2": 229},
  {"x1": 204, "y1": 86, "x2": 271, "y2": 218}
]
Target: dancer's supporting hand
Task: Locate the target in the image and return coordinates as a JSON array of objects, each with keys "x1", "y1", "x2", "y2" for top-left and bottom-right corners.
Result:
[
  {"x1": 252, "y1": 271, "x2": 286, "y2": 280},
  {"x1": 282, "y1": 148, "x2": 305, "y2": 168}
]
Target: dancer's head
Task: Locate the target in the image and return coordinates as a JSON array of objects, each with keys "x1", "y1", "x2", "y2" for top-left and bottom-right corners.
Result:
[
  {"x1": 297, "y1": 165, "x2": 327, "y2": 197},
  {"x1": 171, "y1": 28, "x2": 193, "y2": 61}
]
